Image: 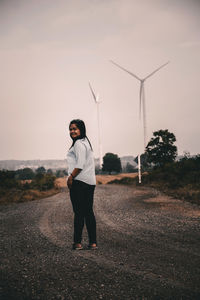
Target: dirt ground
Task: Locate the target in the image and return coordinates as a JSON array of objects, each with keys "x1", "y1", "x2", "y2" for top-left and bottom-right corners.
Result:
[{"x1": 1, "y1": 184, "x2": 200, "y2": 299}]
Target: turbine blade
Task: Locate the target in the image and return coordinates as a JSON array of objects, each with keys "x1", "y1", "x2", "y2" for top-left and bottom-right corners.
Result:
[
  {"x1": 88, "y1": 82, "x2": 97, "y2": 103},
  {"x1": 144, "y1": 61, "x2": 170, "y2": 81},
  {"x1": 110, "y1": 60, "x2": 141, "y2": 81}
]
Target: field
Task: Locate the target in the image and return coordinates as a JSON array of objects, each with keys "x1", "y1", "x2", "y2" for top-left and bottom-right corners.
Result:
[{"x1": 56, "y1": 173, "x2": 138, "y2": 187}]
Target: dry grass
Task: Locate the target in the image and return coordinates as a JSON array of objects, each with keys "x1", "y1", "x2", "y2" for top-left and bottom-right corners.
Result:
[
  {"x1": 55, "y1": 177, "x2": 67, "y2": 188},
  {"x1": 96, "y1": 173, "x2": 138, "y2": 184},
  {"x1": 0, "y1": 184, "x2": 61, "y2": 205},
  {"x1": 56, "y1": 173, "x2": 138, "y2": 188}
]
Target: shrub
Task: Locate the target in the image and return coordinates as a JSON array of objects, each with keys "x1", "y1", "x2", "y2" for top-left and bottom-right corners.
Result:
[
  {"x1": 0, "y1": 170, "x2": 20, "y2": 189},
  {"x1": 15, "y1": 168, "x2": 35, "y2": 180},
  {"x1": 32, "y1": 173, "x2": 56, "y2": 191}
]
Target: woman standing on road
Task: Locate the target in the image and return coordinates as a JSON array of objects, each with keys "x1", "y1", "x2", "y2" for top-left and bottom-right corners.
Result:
[{"x1": 67, "y1": 119, "x2": 97, "y2": 250}]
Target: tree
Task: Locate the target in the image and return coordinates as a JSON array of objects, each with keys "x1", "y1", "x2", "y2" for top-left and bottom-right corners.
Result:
[
  {"x1": 47, "y1": 168, "x2": 53, "y2": 175},
  {"x1": 15, "y1": 168, "x2": 35, "y2": 180},
  {"x1": 36, "y1": 166, "x2": 46, "y2": 174},
  {"x1": 0, "y1": 170, "x2": 20, "y2": 189},
  {"x1": 145, "y1": 129, "x2": 177, "y2": 167},
  {"x1": 102, "y1": 153, "x2": 122, "y2": 174}
]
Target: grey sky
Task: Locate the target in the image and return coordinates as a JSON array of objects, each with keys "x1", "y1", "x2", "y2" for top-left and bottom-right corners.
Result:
[{"x1": 0, "y1": 0, "x2": 200, "y2": 160}]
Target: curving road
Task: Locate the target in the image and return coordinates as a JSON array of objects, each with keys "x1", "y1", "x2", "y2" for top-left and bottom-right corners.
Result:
[{"x1": 1, "y1": 185, "x2": 200, "y2": 299}]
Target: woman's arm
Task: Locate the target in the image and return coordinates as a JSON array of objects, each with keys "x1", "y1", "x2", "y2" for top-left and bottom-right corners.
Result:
[{"x1": 67, "y1": 168, "x2": 82, "y2": 189}]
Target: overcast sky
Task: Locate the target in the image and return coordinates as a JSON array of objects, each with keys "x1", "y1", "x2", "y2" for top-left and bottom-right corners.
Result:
[{"x1": 0, "y1": 0, "x2": 200, "y2": 160}]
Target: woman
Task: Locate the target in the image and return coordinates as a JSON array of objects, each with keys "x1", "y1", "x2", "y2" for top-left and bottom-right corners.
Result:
[{"x1": 67, "y1": 119, "x2": 97, "y2": 250}]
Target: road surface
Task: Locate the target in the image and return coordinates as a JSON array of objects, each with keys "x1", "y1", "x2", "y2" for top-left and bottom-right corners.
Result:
[{"x1": 1, "y1": 185, "x2": 200, "y2": 299}]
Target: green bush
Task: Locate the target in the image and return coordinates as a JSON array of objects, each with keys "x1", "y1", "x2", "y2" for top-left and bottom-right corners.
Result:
[
  {"x1": 15, "y1": 168, "x2": 35, "y2": 180},
  {"x1": 32, "y1": 173, "x2": 56, "y2": 191},
  {"x1": 0, "y1": 170, "x2": 20, "y2": 189},
  {"x1": 0, "y1": 169, "x2": 56, "y2": 192}
]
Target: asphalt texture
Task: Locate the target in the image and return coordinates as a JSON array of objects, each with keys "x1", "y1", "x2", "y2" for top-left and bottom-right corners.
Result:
[{"x1": 1, "y1": 185, "x2": 200, "y2": 300}]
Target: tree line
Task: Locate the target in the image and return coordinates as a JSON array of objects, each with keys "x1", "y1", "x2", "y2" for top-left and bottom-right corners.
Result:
[{"x1": 0, "y1": 167, "x2": 58, "y2": 192}]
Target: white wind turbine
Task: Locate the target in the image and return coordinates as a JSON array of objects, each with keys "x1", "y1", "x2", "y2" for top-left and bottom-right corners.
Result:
[
  {"x1": 89, "y1": 82, "x2": 103, "y2": 169},
  {"x1": 110, "y1": 60, "x2": 170, "y2": 148},
  {"x1": 110, "y1": 60, "x2": 169, "y2": 183}
]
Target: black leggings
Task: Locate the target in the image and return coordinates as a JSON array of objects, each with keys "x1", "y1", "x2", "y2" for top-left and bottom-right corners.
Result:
[{"x1": 70, "y1": 180, "x2": 96, "y2": 244}]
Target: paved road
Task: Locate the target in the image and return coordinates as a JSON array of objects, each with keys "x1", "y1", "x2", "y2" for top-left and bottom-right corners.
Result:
[{"x1": 1, "y1": 185, "x2": 200, "y2": 299}]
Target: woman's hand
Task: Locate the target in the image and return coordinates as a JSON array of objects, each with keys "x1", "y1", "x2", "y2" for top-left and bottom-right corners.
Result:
[
  {"x1": 67, "y1": 175, "x2": 73, "y2": 189},
  {"x1": 67, "y1": 168, "x2": 82, "y2": 189}
]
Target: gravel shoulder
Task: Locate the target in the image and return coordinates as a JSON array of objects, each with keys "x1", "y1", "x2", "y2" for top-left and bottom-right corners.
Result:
[{"x1": 1, "y1": 185, "x2": 200, "y2": 299}]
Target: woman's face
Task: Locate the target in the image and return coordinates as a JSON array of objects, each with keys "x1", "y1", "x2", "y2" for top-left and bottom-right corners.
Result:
[{"x1": 69, "y1": 123, "x2": 81, "y2": 139}]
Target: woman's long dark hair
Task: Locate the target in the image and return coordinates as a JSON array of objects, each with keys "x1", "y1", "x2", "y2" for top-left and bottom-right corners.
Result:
[{"x1": 69, "y1": 119, "x2": 93, "y2": 150}]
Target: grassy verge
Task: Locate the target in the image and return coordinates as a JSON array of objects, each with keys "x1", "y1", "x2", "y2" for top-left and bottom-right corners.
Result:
[
  {"x1": 0, "y1": 171, "x2": 62, "y2": 205},
  {"x1": 143, "y1": 181, "x2": 200, "y2": 206},
  {"x1": 0, "y1": 187, "x2": 61, "y2": 205},
  {"x1": 108, "y1": 175, "x2": 200, "y2": 206}
]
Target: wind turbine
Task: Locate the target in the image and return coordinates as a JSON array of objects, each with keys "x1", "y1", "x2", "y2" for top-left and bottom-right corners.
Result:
[
  {"x1": 88, "y1": 82, "x2": 103, "y2": 169},
  {"x1": 110, "y1": 60, "x2": 169, "y2": 148},
  {"x1": 110, "y1": 60, "x2": 169, "y2": 183}
]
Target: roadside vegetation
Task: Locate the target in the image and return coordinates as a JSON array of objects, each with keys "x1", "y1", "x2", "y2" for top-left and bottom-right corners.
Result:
[
  {"x1": 0, "y1": 167, "x2": 60, "y2": 205},
  {"x1": 108, "y1": 129, "x2": 200, "y2": 205},
  {"x1": 141, "y1": 154, "x2": 200, "y2": 205},
  {"x1": 142, "y1": 129, "x2": 199, "y2": 204},
  {"x1": 109, "y1": 155, "x2": 200, "y2": 205}
]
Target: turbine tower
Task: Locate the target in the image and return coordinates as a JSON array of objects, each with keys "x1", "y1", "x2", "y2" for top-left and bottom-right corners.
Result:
[
  {"x1": 89, "y1": 82, "x2": 103, "y2": 169},
  {"x1": 110, "y1": 60, "x2": 169, "y2": 148}
]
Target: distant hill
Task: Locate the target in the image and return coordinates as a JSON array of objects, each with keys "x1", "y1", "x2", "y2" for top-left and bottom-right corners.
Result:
[{"x1": 0, "y1": 156, "x2": 136, "y2": 171}]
